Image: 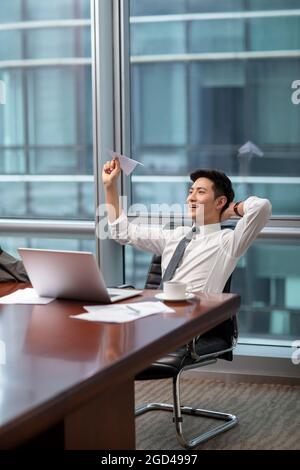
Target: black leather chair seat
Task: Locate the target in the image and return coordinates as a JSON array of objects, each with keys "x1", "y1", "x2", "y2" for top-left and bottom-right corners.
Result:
[{"x1": 136, "y1": 335, "x2": 230, "y2": 380}]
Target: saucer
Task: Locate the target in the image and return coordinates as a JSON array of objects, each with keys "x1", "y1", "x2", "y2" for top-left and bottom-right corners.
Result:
[{"x1": 154, "y1": 292, "x2": 196, "y2": 302}]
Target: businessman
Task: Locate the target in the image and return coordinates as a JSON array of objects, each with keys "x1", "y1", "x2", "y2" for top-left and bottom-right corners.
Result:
[{"x1": 102, "y1": 158, "x2": 272, "y2": 293}]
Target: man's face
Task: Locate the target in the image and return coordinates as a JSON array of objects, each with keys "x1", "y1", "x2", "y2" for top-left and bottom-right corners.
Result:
[{"x1": 186, "y1": 177, "x2": 224, "y2": 223}]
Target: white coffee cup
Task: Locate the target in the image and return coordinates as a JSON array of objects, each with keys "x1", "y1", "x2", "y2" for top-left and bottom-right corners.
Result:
[{"x1": 163, "y1": 281, "x2": 192, "y2": 300}]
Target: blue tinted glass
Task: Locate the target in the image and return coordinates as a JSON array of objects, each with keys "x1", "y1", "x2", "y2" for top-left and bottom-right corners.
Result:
[
  {"x1": 0, "y1": 0, "x2": 90, "y2": 23},
  {"x1": 0, "y1": 235, "x2": 95, "y2": 258},
  {"x1": 0, "y1": 0, "x2": 22, "y2": 23},
  {"x1": 131, "y1": 0, "x2": 186, "y2": 16},
  {"x1": 0, "y1": 31, "x2": 22, "y2": 60},
  {"x1": 25, "y1": 0, "x2": 90, "y2": 20},
  {"x1": 131, "y1": 64, "x2": 187, "y2": 146},
  {"x1": 0, "y1": 3, "x2": 93, "y2": 220},
  {"x1": 126, "y1": 238, "x2": 300, "y2": 344},
  {"x1": 0, "y1": 69, "x2": 25, "y2": 146},
  {"x1": 248, "y1": 0, "x2": 300, "y2": 11},
  {"x1": 0, "y1": 28, "x2": 91, "y2": 61},
  {"x1": 131, "y1": 23, "x2": 185, "y2": 55},
  {"x1": 0, "y1": 150, "x2": 26, "y2": 174},
  {"x1": 128, "y1": 0, "x2": 300, "y2": 351},
  {"x1": 29, "y1": 182, "x2": 80, "y2": 218},
  {"x1": 187, "y1": 0, "x2": 245, "y2": 13},
  {"x1": 0, "y1": 182, "x2": 27, "y2": 216},
  {"x1": 189, "y1": 19, "x2": 245, "y2": 53},
  {"x1": 250, "y1": 17, "x2": 300, "y2": 51},
  {"x1": 232, "y1": 239, "x2": 300, "y2": 343}
]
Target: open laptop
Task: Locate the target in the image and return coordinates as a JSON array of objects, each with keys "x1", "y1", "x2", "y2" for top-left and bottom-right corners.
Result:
[{"x1": 18, "y1": 248, "x2": 142, "y2": 303}]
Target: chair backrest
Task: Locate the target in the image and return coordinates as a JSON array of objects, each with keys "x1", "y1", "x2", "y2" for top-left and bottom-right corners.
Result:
[{"x1": 144, "y1": 254, "x2": 162, "y2": 289}]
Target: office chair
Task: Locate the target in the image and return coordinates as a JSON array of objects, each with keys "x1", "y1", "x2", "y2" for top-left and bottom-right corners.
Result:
[{"x1": 135, "y1": 254, "x2": 238, "y2": 449}]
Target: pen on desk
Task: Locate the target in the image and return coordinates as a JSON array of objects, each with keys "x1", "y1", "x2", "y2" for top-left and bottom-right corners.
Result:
[{"x1": 126, "y1": 305, "x2": 140, "y2": 315}]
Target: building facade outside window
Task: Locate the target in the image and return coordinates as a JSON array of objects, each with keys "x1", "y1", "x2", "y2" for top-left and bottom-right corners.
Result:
[
  {"x1": 0, "y1": 0, "x2": 94, "y2": 254},
  {"x1": 126, "y1": 0, "x2": 300, "y2": 345}
]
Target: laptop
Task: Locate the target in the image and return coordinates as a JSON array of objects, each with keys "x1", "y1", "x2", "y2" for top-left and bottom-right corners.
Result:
[{"x1": 18, "y1": 248, "x2": 142, "y2": 303}]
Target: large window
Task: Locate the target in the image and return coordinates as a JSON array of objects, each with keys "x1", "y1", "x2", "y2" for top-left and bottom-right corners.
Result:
[
  {"x1": 0, "y1": 0, "x2": 94, "y2": 255},
  {"x1": 129, "y1": 1, "x2": 300, "y2": 215},
  {"x1": 232, "y1": 238, "x2": 300, "y2": 344},
  {"x1": 0, "y1": 0, "x2": 93, "y2": 222},
  {"x1": 126, "y1": 0, "x2": 300, "y2": 346}
]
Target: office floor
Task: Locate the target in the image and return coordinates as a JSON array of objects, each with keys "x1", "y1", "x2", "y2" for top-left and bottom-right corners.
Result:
[{"x1": 135, "y1": 377, "x2": 300, "y2": 450}]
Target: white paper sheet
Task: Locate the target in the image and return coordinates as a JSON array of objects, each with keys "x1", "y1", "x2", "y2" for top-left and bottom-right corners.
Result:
[
  {"x1": 108, "y1": 149, "x2": 144, "y2": 176},
  {"x1": 0, "y1": 288, "x2": 54, "y2": 305},
  {"x1": 70, "y1": 301, "x2": 175, "y2": 323}
]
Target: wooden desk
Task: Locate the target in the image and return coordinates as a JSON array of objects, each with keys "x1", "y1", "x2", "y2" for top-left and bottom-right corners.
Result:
[{"x1": 0, "y1": 282, "x2": 240, "y2": 449}]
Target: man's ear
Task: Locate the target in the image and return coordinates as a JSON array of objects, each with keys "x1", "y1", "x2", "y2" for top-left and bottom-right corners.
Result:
[{"x1": 216, "y1": 196, "x2": 227, "y2": 211}]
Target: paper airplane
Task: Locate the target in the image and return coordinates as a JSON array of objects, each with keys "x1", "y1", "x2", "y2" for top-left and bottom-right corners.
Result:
[
  {"x1": 238, "y1": 141, "x2": 263, "y2": 157},
  {"x1": 108, "y1": 149, "x2": 144, "y2": 176}
]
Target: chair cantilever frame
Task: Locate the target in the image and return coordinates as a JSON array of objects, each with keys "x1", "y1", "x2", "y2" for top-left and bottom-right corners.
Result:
[
  {"x1": 135, "y1": 344, "x2": 238, "y2": 449},
  {"x1": 134, "y1": 253, "x2": 239, "y2": 449}
]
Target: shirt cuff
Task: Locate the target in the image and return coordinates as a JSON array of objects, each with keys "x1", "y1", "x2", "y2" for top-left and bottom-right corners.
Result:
[
  {"x1": 243, "y1": 196, "x2": 272, "y2": 217},
  {"x1": 107, "y1": 211, "x2": 127, "y2": 227},
  {"x1": 243, "y1": 196, "x2": 257, "y2": 213}
]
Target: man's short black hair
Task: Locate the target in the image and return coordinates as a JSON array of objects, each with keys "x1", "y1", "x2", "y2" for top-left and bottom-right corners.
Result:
[{"x1": 189, "y1": 169, "x2": 234, "y2": 213}]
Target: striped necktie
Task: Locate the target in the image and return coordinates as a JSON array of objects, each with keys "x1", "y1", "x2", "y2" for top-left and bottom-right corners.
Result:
[{"x1": 159, "y1": 225, "x2": 198, "y2": 289}]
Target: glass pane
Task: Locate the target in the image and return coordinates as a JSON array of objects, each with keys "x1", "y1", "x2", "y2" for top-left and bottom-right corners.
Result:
[
  {"x1": 128, "y1": 0, "x2": 300, "y2": 351},
  {"x1": 232, "y1": 239, "x2": 300, "y2": 344},
  {"x1": 129, "y1": 2, "x2": 300, "y2": 217},
  {"x1": 27, "y1": 0, "x2": 89, "y2": 21},
  {"x1": 131, "y1": 23, "x2": 185, "y2": 56},
  {"x1": 125, "y1": 245, "x2": 152, "y2": 289},
  {"x1": 0, "y1": 3, "x2": 93, "y2": 220},
  {"x1": 187, "y1": 0, "x2": 245, "y2": 13},
  {"x1": 0, "y1": 234, "x2": 95, "y2": 259},
  {"x1": 0, "y1": 28, "x2": 91, "y2": 61},
  {"x1": 250, "y1": 17, "x2": 300, "y2": 52},
  {"x1": 125, "y1": 238, "x2": 300, "y2": 345},
  {"x1": 132, "y1": 180, "x2": 188, "y2": 209},
  {"x1": 131, "y1": 0, "x2": 186, "y2": 17},
  {"x1": 248, "y1": 0, "x2": 300, "y2": 11},
  {"x1": 131, "y1": 64, "x2": 187, "y2": 147},
  {"x1": 189, "y1": 19, "x2": 245, "y2": 53},
  {"x1": 0, "y1": 0, "x2": 90, "y2": 23}
]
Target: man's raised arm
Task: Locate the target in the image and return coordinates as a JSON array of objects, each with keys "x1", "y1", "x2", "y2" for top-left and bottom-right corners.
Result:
[
  {"x1": 101, "y1": 157, "x2": 168, "y2": 255},
  {"x1": 102, "y1": 157, "x2": 122, "y2": 223},
  {"x1": 221, "y1": 196, "x2": 272, "y2": 258}
]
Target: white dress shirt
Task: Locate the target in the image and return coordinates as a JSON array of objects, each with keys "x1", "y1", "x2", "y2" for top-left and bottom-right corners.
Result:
[{"x1": 108, "y1": 196, "x2": 272, "y2": 293}]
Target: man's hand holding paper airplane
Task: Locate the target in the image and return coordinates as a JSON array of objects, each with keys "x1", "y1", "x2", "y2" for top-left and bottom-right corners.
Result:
[
  {"x1": 108, "y1": 149, "x2": 144, "y2": 176},
  {"x1": 102, "y1": 150, "x2": 144, "y2": 221}
]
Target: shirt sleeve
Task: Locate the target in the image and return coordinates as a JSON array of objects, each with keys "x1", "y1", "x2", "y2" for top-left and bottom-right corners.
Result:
[
  {"x1": 108, "y1": 211, "x2": 170, "y2": 255},
  {"x1": 221, "y1": 196, "x2": 272, "y2": 259}
]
